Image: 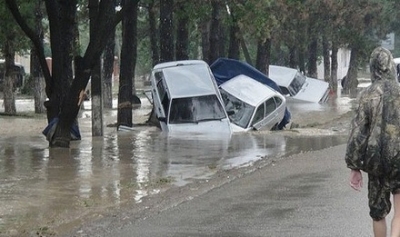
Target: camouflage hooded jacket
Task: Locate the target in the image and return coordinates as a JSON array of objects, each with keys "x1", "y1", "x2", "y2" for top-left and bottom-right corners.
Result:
[{"x1": 345, "y1": 47, "x2": 400, "y2": 176}]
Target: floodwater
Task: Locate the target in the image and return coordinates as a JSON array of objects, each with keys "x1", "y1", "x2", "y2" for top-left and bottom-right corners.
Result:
[{"x1": 0, "y1": 86, "x2": 358, "y2": 236}]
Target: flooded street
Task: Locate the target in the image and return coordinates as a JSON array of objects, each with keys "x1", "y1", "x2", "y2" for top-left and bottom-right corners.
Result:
[{"x1": 0, "y1": 86, "x2": 359, "y2": 236}]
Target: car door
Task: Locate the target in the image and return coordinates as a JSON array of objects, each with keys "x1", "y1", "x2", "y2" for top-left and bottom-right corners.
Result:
[
  {"x1": 151, "y1": 71, "x2": 170, "y2": 129},
  {"x1": 251, "y1": 97, "x2": 278, "y2": 130}
]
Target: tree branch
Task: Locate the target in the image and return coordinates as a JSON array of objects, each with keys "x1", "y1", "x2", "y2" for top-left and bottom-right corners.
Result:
[{"x1": 5, "y1": 0, "x2": 53, "y2": 98}]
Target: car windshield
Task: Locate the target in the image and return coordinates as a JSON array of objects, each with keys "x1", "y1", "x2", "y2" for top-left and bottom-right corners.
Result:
[
  {"x1": 288, "y1": 72, "x2": 306, "y2": 96},
  {"x1": 169, "y1": 95, "x2": 227, "y2": 124},
  {"x1": 220, "y1": 89, "x2": 255, "y2": 129}
]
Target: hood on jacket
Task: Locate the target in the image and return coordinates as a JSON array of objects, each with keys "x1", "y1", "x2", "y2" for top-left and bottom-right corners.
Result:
[{"x1": 369, "y1": 46, "x2": 397, "y2": 83}]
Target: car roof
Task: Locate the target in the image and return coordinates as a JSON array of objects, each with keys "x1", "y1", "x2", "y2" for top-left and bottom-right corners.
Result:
[
  {"x1": 153, "y1": 60, "x2": 207, "y2": 70},
  {"x1": 220, "y1": 74, "x2": 280, "y2": 106},
  {"x1": 268, "y1": 65, "x2": 298, "y2": 87},
  {"x1": 154, "y1": 60, "x2": 218, "y2": 98}
]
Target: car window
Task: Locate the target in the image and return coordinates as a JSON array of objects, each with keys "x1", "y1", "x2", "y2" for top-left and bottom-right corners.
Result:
[
  {"x1": 169, "y1": 95, "x2": 226, "y2": 124},
  {"x1": 274, "y1": 96, "x2": 282, "y2": 107},
  {"x1": 220, "y1": 89, "x2": 255, "y2": 129},
  {"x1": 288, "y1": 72, "x2": 306, "y2": 96},
  {"x1": 251, "y1": 104, "x2": 265, "y2": 126},
  {"x1": 279, "y1": 86, "x2": 290, "y2": 95},
  {"x1": 265, "y1": 98, "x2": 277, "y2": 116}
]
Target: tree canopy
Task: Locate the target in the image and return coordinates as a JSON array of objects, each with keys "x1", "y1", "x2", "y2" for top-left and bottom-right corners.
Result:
[{"x1": 2, "y1": 0, "x2": 400, "y2": 146}]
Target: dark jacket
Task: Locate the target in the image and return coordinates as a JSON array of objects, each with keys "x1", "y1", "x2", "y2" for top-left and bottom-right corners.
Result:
[{"x1": 345, "y1": 47, "x2": 399, "y2": 176}]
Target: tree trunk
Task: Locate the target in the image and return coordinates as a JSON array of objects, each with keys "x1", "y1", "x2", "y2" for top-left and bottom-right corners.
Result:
[
  {"x1": 298, "y1": 48, "x2": 306, "y2": 74},
  {"x1": 200, "y1": 19, "x2": 210, "y2": 62},
  {"x1": 218, "y1": 23, "x2": 226, "y2": 58},
  {"x1": 330, "y1": 42, "x2": 338, "y2": 93},
  {"x1": 159, "y1": 0, "x2": 174, "y2": 63},
  {"x1": 240, "y1": 38, "x2": 253, "y2": 66},
  {"x1": 6, "y1": 0, "x2": 124, "y2": 147},
  {"x1": 209, "y1": 0, "x2": 221, "y2": 64},
  {"x1": 227, "y1": 13, "x2": 240, "y2": 60},
  {"x1": 101, "y1": 0, "x2": 117, "y2": 109},
  {"x1": 32, "y1": 0, "x2": 46, "y2": 114},
  {"x1": 31, "y1": 49, "x2": 46, "y2": 114},
  {"x1": 89, "y1": 0, "x2": 104, "y2": 136},
  {"x1": 3, "y1": 38, "x2": 16, "y2": 115},
  {"x1": 344, "y1": 46, "x2": 359, "y2": 95},
  {"x1": 117, "y1": 0, "x2": 139, "y2": 128},
  {"x1": 175, "y1": 4, "x2": 189, "y2": 60},
  {"x1": 322, "y1": 36, "x2": 331, "y2": 82},
  {"x1": 307, "y1": 37, "x2": 318, "y2": 78},
  {"x1": 148, "y1": 0, "x2": 159, "y2": 66},
  {"x1": 288, "y1": 46, "x2": 296, "y2": 68},
  {"x1": 255, "y1": 38, "x2": 271, "y2": 75},
  {"x1": 102, "y1": 32, "x2": 115, "y2": 109},
  {"x1": 51, "y1": 0, "x2": 123, "y2": 147}
]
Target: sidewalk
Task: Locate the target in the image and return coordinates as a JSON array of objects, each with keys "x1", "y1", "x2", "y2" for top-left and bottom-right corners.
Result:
[{"x1": 70, "y1": 144, "x2": 380, "y2": 237}]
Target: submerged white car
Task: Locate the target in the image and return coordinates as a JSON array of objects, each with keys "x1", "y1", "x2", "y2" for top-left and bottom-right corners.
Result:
[
  {"x1": 269, "y1": 65, "x2": 330, "y2": 103},
  {"x1": 219, "y1": 74, "x2": 287, "y2": 132},
  {"x1": 150, "y1": 60, "x2": 232, "y2": 135}
]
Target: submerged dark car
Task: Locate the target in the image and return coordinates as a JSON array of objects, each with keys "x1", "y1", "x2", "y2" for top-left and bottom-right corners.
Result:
[{"x1": 210, "y1": 58, "x2": 291, "y2": 129}]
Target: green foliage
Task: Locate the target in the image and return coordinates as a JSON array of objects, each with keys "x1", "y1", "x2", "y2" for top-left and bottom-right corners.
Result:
[
  {"x1": 0, "y1": 0, "x2": 33, "y2": 54},
  {"x1": 4, "y1": 0, "x2": 400, "y2": 79}
]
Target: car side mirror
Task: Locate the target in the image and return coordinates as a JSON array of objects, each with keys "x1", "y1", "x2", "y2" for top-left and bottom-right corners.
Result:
[
  {"x1": 227, "y1": 110, "x2": 235, "y2": 116},
  {"x1": 158, "y1": 116, "x2": 167, "y2": 122}
]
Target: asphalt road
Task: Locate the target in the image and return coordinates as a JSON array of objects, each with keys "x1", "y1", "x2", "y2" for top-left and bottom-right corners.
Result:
[{"x1": 74, "y1": 144, "x2": 385, "y2": 237}]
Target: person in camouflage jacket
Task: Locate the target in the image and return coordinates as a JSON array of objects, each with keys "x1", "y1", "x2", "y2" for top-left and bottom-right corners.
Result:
[{"x1": 345, "y1": 46, "x2": 400, "y2": 237}]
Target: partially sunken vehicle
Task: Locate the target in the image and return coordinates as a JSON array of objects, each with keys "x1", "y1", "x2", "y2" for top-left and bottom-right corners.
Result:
[
  {"x1": 268, "y1": 65, "x2": 330, "y2": 103},
  {"x1": 210, "y1": 57, "x2": 291, "y2": 129},
  {"x1": 219, "y1": 74, "x2": 287, "y2": 132},
  {"x1": 150, "y1": 60, "x2": 232, "y2": 135}
]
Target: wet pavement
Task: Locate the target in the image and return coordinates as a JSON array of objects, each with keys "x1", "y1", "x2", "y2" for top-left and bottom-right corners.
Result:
[{"x1": 0, "y1": 86, "x2": 359, "y2": 236}]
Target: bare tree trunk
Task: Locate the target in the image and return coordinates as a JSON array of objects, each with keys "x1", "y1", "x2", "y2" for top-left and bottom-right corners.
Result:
[
  {"x1": 117, "y1": 0, "x2": 138, "y2": 128},
  {"x1": 218, "y1": 23, "x2": 226, "y2": 58},
  {"x1": 200, "y1": 19, "x2": 210, "y2": 62},
  {"x1": 288, "y1": 46, "x2": 296, "y2": 68},
  {"x1": 102, "y1": 34, "x2": 115, "y2": 109},
  {"x1": 330, "y1": 42, "x2": 339, "y2": 92},
  {"x1": 307, "y1": 37, "x2": 318, "y2": 78},
  {"x1": 209, "y1": 0, "x2": 221, "y2": 64},
  {"x1": 6, "y1": 0, "x2": 124, "y2": 147},
  {"x1": 227, "y1": 13, "x2": 240, "y2": 60},
  {"x1": 89, "y1": 0, "x2": 104, "y2": 136},
  {"x1": 148, "y1": 0, "x2": 159, "y2": 66},
  {"x1": 344, "y1": 46, "x2": 359, "y2": 95},
  {"x1": 32, "y1": 0, "x2": 46, "y2": 114},
  {"x1": 322, "y1": 36, "x2": 331, "y2": 82},
  {"x1": 175, "y1": 4, "x2": 189, "y2": 60},
  {"x1": 51, "y1": 0, "x2": 122, "y2": 147},
  {"x1": 159, "y1": 0, "x2": 174, "y2": 63},
  {"x1": 32, "y1": 50, "x2": 46, "y2": 114},
  {"x1": 255, "y1": 38, "x2": 271, "y2": 75},
  {"x1": 101, "y1": 0, "x2": 116, "y2": 109},
  {"x1": 3, "y1": 38, "x2": 16, "y2": 115}
]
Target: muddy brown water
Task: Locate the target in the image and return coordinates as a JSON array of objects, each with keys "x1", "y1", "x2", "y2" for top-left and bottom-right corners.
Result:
[{"x1": 0, "y1": 87, "x2": 358, "y2": 236}]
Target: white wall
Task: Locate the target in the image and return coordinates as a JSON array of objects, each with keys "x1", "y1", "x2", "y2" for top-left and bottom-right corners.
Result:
[{"x1": 317, "y1": 48, "x2": 350, "y2": 80}]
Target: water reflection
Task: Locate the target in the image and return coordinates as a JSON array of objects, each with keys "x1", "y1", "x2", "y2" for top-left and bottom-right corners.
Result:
[
  {"x1": 0, "y1": 125, "x2": 348, "y2": 235},
  {"x1": 0, "y1": 93, "x2": 353, "y2": 236}
]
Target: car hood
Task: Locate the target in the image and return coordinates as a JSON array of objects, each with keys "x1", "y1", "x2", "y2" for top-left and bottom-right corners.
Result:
[
  {"x1": 168, "y1": 119, "x2": 232, "y2": 135},
  {"x1": 291, "y1": 77, "x2": 329, "y2": 103}
]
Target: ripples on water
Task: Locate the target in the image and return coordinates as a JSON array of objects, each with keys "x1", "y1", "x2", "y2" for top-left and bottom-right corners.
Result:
[{"x1": 0, "y1": 91, "x2": 353, "y2": 235}]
